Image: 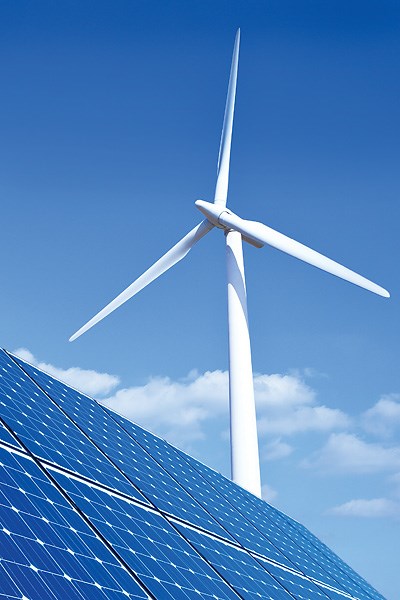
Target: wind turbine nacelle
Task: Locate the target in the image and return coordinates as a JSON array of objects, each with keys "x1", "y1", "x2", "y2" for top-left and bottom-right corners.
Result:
[{"x1": 195, "y1": 200, "x2": 264, "y2": 248}]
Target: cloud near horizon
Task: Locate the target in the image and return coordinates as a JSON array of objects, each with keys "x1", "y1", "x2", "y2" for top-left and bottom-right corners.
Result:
[
  {"x1": 328, "y1": 498, "x2": 400, "y2": 519},
  {"x1": 102, "y1": 369, "x2": 350, "y2": 450},
  {"x1": 303, "y1": 432, "x2": 400, "y2": 474},
  {"x1": 362, "y1": 394, "x2": 400, "y2": 438}
]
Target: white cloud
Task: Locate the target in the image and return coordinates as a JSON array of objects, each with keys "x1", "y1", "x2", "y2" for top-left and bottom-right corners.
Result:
[
  {"x1": 263, "y1": 438, "x2": 293, "y2": 461},
  {"x1": 13, "y1": 348, "x2": 120, "y2": 397},
  {"x1": 254, "y1": 373, "x2": 316, "y2": 408},
  {"x1": 328, "y1": 498, "x2": 400, "y2": 519},
  {"x1": 258, "y1": 405, "x2": 349, "y2": 436},
  {"x1": 303, "y1": 432, "x2": 400, "y2": 474},
  {"x1": 102, "y1": 370, "x2": 229, "y2": 447},
  {"x1": 254, "y1": 373, "x2": 349, "y2": 436},
  {"x1": 261, "y1": 484, "x2": 278, "y2": 503},
  {"x1": 10, "y1": 350, "x2": 350, "y2": 460},
  {"x1": 103, "y1": 369, "x2": 349, "y2": 451},
  {"x1": 362, "y1": 394, "x2": 400, "y2": 438}
]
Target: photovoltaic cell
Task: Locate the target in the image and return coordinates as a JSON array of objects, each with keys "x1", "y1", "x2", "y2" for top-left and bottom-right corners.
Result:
[
  {"x1": 263, "y1": 506, "x2": 384, "y2": 600},
  {"x1": 107, "y1": 408, "x2": 296, "y2": 568},
  {"x1": 175, "y1": 522, "x2": 293, "y2": 600},
  {"x1": 0, "y1": 351, "x2": 147, "y2": 505},
  {"x1": 256, "y1": 559, "x2": 353, "y2": 600},
  {"x1": 0, "y1": 420, "x2": 21, "y2": 450},
  {"x1": 51, "y1": 469, "x2": 241, "y2": 600},
  {"x1": 0, "y1": 445, "x2": 148, "y2": 599},
  {"x1": 179, "y1": 449, "x2": 358, "y2": 594},
  {"x1": 15, "y1": 356, "x2": 234, "y2": 541}
]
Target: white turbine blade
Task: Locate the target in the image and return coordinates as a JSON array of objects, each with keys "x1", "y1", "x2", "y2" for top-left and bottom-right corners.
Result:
[
  {"x1": 69, "y1": 220, "x2": 214, "y2": 342},
  {"x1": 214, "y1": 29, "x2": 240, "y2": 207},
  {"x1": 219, "y1": 211, "x2": 390, "y2": 298}
]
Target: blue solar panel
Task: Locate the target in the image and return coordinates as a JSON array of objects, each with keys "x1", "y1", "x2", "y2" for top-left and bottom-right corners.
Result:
[
  {"x1": 178, "y1": 448, "x2": 361, "y2": 594},
  {"x1": 0, "y1": 351, "x2": 147, "y2": 505},
  {"x1": 256, "y1": 559, "x2": 343, "y2": 600},
  {"x1": 107, "y1": 408, "x2": 298, "y2": 568},
  {"x1": 0, "y1": 445, "x2": 149, "y2": 599},
  {"x1": 0, "y1": 420, "x2": 21, "y2": 450},
  {"x1": 175, "y1": 522, "x2": 293, "y2": 600},
  {"x1": 263, "y1": 505, "x2": 385, "y2": 600},
  {"x1": 51, "y1": 469, "x2": 241, "y2": 600},
  {"x1": 0, "y1": 350, "x2": 384, "y2": 599},
  {"x1": 15, "y1": 356, "x2": 233, "y2": 541}
]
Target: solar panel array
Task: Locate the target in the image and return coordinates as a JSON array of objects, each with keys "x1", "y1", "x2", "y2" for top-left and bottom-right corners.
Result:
[{"x1": 0, "y1": 348, "x2": 384, "y2": 599}]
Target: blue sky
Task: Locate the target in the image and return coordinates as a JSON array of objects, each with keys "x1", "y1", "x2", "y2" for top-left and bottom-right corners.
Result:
[{"x1": 1, "y1": 1, "x2": 399, "y2": 597}]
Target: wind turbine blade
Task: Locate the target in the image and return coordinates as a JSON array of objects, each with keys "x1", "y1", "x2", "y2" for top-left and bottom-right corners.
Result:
[
  {"x1": 214, "y1": 29, "x2": 240, "y2": 207},
  {"x1": 219, "y1": 211, "x2": 390, "y2": 298},
  {"x1": 69, "y1": 220, "x2": 214, "y2": 342}
]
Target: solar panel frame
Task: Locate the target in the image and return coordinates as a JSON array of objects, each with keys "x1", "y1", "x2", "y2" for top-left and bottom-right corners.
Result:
[
  {"x1": 174, "y1": 521, "x2": 295, "y2": 600},
  {"x1": 106, "y1": 407, "x2": 301, "y2": 569},
  {"x1": 0, "y1": 444, "x2": 150, "y2": 600},
  {"x1": 50, "y1": 467, "x2": 243, "y2": 600},
  {"x1": 15, "y1": 355, "x2": 236, "y2": 542},
  {"x1": 177, "y1": 448, "x2": 373, "y2": 597},
  {"x1": 261, "y1": 505, "x2": 385, "y2": 600},
  {"x1": 1, "y1": 351, "x2": 149, "y2": 505}
]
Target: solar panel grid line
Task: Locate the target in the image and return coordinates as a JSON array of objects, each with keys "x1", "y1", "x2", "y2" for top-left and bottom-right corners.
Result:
[
  {"x1": 109, "y1": 407, "x2": 347, "y2": 591},
  {"x1": 0, "y1": 351, "x2": 148, "y2": 504},
  {"x1": 50, "y1": 468, "x2": 246, "y2": 600},
  {"x1": 246, "y1": 549, "x2": 357, "y2": 600},
  {"x1": 257, "y1": 505, "x2": 385, "y2": 600},
  {"x1": 7, "y1": 351, "x2": 151, "y2": 509},
  {"x1": 227, "y1": 483, "x2": 383, "y2": 600},
  {"x1": 0, "y1": 418, "x2": 24, "y2": 452},
  {"x1": 13, "y1": 355, "x2": 243, "y2": 547},
  {"x1": 99, "y1": 401, "x2": 260, "y2": 546},
  {"x1": 0, "y1": 414, "x2": 26, "y2": 454},
  {"x1": 188, "y1": 454, "x2": 380, "y2": 600},
  {"x1": 1, "y1": 353, "x2": 383, "y2": 600},
  {"x1": 104, "y1": 406, "x2": 304, "y2": 572},
  {"x1": 170, "y1": 515, "x2": 358, "y2": 600},
  {"x1": 45, "y1": 457, "x2": 253, "y2": 600},
  {"x1": 173, "y1": 518, "x2": 303, "y2": 600},
  {"x1": 174, "y1": 449, "x2": 377, "y2": 599},
  {"x1": 8, "y1": 357, "x2": 300, "y2": 599},
  {"x1": 0, "y1": 443, "x2": 151, "y2": 600},
  {"x1": 255, "y1": 556, "x2": 361, "y2": 600},
  {"x1": 27, "y1": 460, "x2": 156, "y2": 599}
]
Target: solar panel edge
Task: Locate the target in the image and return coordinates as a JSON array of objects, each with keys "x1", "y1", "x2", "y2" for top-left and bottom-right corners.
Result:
[
  {"x1": 252, "y1": 503, "x2": 384, "y2": 600},
  {"x1": 104, "y1": 406, "x2": 387, "y2": 599},
  {"x1": 0, "y1": 440, "x2": 153, "y2": 599},
  {"x1": 12, "y1": 353, "x2": 245, "y2": 548},
  {"x1": 2, "y1": 350, "x2": 386, "y2": 600},
  {"x1": 7, "y1": 351, "x2": 152, "y2": 507},
  {"x1": 5, "y1": 354, "x2": 254, "y2": 599},
  {"x1": 171, "y1": 449, "x2": 385, "y2": 599},
  {"x1": 0, "y1": 438, "x2": 245, "y2": 600}
]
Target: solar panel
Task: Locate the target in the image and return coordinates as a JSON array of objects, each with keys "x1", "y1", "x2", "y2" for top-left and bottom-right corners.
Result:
[
  {"x1": 0, "y1": 349, "x2": 384, "y2": 599},
  {"x1": 15, "y1": 357, "x2": 232, "y2": 540},
  {"x1": 179, "y1": 449, "x2": 384, "y2": 600},
  {"x1": 0, "y1": 351, "x2": 147, "y2": 505},
  {"x1": 0, "y1": 445, "x2": 149, "y2": 599}
]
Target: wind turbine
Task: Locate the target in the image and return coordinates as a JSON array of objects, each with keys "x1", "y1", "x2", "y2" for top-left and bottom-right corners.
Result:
[{"x1": 70, "y1": 30, "x2": 389, "y2": 498}]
